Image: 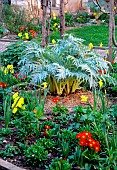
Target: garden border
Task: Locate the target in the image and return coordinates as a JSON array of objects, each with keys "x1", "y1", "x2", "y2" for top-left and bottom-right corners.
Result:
[{"x1": 0, "y1": 158, "x2": 26, "y2": 170}]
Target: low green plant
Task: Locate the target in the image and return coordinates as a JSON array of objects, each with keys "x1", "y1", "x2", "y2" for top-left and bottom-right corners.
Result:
[
  {"x1": 48, "y1": 157, "x2": 72, "y2": 170},
  {"x1": 65, "y1": 13, "x2": 75, "y2": 27},
  {"x1": 24, "y1": 142, "x2": 48, "y2": 166},
  {"x1": 0, "y1": 144, "x2": 19, "y2": 159},
  {"x1": 0, "y1": 41, "x2": 26, "y2": 69},
  {"x1": 76, "y1": 12, "x2": 90, "y2": 24}
]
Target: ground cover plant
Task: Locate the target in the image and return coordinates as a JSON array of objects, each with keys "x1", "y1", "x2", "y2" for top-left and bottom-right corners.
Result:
[{"x1": 0, "y1": 32, "x2": 117, "y2": 170}]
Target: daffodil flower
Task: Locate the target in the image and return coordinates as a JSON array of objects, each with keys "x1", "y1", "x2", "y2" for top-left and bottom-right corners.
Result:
[
  {"x1": 25, "y1": 33, "x2": 29, "y2": 39},
  {"x1": 53, "y1": 17, "x2": 56, "y2": 20},
  {"x1": 53, "y1": 12, "x2": 56, "y2": 17},
  {"x1": 18, "y1": 33, "x2": 22, "y2": 37},
  {"x1": 89, "y1": 43, "x2": 93, "y2": 50},
  {"x1": 100, "y1": 42, "x2": 103, "y2": 47},
  {"x1": 98, "y1": 79, "x2": 103, "y2": 88},
  {"x1": 52, "y1": 39, "x2": 56, "y2": 44},
  {"x1": 81, "y1": 95, "x2": 88, "y2": 102},
  {"x1": 42, "y1": 82, "x2": 48, "y2": 89}
]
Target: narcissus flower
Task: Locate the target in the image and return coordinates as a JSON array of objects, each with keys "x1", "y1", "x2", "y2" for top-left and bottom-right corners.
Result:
[
  {"x1": 98, "y1": 79, "x2": 103, "y2": 88},
  {"x1": 18, "y1": 33, "x2": 22, "y2": 37},
  {"x1": 25, "y1": 33, "x2": 29, "y2": 39},
  {"x1": 53, "y1": 12, "x2": 56, "y2": 17},
  {"x1": 42, "y1": 82, "x2": 48, "y2": 89},
  {"x1": 80, "y1": 95, "x2": 88, "y2": 102},
  {"x1": 89, "y1": 43, "x2": 93, "y2": 50},
  {"x1": 52, "y1": 39, "x2": 56, "y2": 44},
  {"x1": 100, "y1": 42, "x2": 103, "y2": 47},
  {"x1": 53, "y1": 17, "x2": 56, "y2": 20},
  {"x1": 54, "y1": 23, "x2": 58, "y2": 27}
]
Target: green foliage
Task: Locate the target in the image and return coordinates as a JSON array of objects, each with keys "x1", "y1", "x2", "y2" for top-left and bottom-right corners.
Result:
[
  {"x1": 76, "y1": 12, "x2": 90, "y2": 23},
  {"x1": 48, "y1": 157, "x2": 72, "y2": 170},
  {"x1": 0, "y1": 144, "x2": 19, "y2": 159},
  {"x1": 65, "y1": 13, "x2": 75, "y2": 27},
  {"x1": 24, "y1": 140, "x2": 48, "y2": 166},
  {"x1": 13, "y1": 111, "x2": 39, "y2": 140},
  {"x1": 2, "y1": 4, "x2": 26, "y2": 33},
  {"x1": 0, "y1": 41, "x2": 26, "y2": 69},
  {"x1": 19, "y1": 35, "x2": 109, "y2": 95}
]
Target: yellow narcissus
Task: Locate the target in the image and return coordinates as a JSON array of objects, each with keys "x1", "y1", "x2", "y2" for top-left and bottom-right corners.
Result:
[
  {"x1": 89, "y1": 43, "x2": 93, "y2": 50},
  {"x1": 81, "y1": 95, "x2": 88, "y2": 102},
  {"x1": 98, "y1": 79, "x2": 103, "y2": 88}
]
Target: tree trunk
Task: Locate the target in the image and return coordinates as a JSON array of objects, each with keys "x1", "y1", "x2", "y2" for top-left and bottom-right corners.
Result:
[
  {"x1": 60, "y1": 0, "x2": 65, "y2": 38},
  {"x1": 42, "y1": 0, "x2": 47, "y2": 47},
  {"x1": 108, "y1": 0, "x2": 114, "y2": 62}
]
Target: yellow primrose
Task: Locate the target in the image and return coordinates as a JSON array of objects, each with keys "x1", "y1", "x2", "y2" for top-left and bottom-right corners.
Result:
[
  {"x1": 13, "y1": 92, "x2": 19, "y2": 99},
  {"x1": 25, "y1": 33, "x2": 29, "y2": 39},
  {"x1": 52, "y1": 39, "x2": 56, "y2": 44},
  {"x1": 81, "y1": 95, "x2": 88, "y2": 102},
  {"x1": 54, "y1": 23, "x2": 58, "y2": 27},
  {"x1": 114, "y1": 6, "x2": 116, "y2": 10},
  {"x1": 64, "y1": 10, "x2": 67, "y2": 13},
  {"x1": 53, "y1": 17, "x2": 56, "y2": 20},
  {"x1": 100, "y1": 42, "x2": 103, "y2": 47},
  {"x1": 42, "y1": 82, "x2": 48, "y2": 89},
  {"x1": 18, "y1": 33, "x2": 22, "y2": 37},
  {"x1": 98, "y1": 79, "x2": 103, "y2": 88},
  {"x1": 89, "y1": 43, "x2": 93, "y2": 50},
  {"x1": 12, "y1": 107, "x2": 18, "y2": 114}
]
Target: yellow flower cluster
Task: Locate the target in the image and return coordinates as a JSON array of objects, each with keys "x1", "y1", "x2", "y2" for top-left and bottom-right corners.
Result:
[
  {"x1": 18, "y1": 32, "x2": 29, "y2": 40},
  {"x1": 1, "y1": 64, "x2": 14, "y2": 75},
  {"x1": 53, "y1": 12, "x2": 56, "y2": 20},
  {"x1": 12, "y1": 92, "x2": 25, "y2": 113},
  {"x1": 54, "y1": 23, "x2": 58, "y2": 27}
]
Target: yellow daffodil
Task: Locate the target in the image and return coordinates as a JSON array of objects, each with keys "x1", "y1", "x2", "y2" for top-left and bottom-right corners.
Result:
[
  {"x1": 64, "y1": 10, "x2": 67, "y2": 13},
  {"x1": 52, "y1": 39, "x2": 56, "y2": 44},
  {"x1": 18, "y1": 33, "x2": 22, "y2": 37},
  {"x1": 89, "y1": 43, "x2": 93, "y2": 50},
  {"x1": 7, "y1": 64, "x2": 13, "y2": 70},
  {"x1": 4, "y1": 69, "x2": 8, "y2": 75},
  {"x1": 53, "y1": 12, "x2": 56, "y2": 17},
  {"x1": 42, "y1": 82, "x2": 48, "y2": 89},
  {"x1": 7, "y1": 64, "x2": 14, "y2": 74},
  {"x1": 100, "y1": 42, "x2": 103, "y2": 47},
  {"x1": 104, "y1": 89, "x2": 106, "y2": 95},
  {"x1": 25, "y1": 33, "x2": 29, "y2": 39},
  {"x1": 106, "y1": 50, "x2": 109, "y2": 54},
  {"x1": 12, "y1": 107, "x2": 18, "y2": 114},
  {"x1": 54, "y1": 23, "x2": 58, "y2": 27},
  {"x1": 98, "y1": 79, "x2": 103, "y2": 88},
  {"x1": 81, "y1": 95, "x2": 88, "y2": 102},
  {"x1": 114, "y1": 6, "x2": 116, "y2": 10},
  {"x1": 53, "y1": 17, "x2": 56, "y2": 20},
  {"x1": 13, "y1": 92, "x2": 19, "y2": 99},
  {"x1": 93, "y1": 12, "x2": 97, "y2": 16}
]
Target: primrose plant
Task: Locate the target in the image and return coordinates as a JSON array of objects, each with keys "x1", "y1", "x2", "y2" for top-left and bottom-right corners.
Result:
[{"x1": 19, "y1": 35, "x2": 110, "y2": 95}]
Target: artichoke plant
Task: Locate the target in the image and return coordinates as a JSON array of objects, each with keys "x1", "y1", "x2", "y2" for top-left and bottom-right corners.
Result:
[{"x1": 19, "y1": 35, "x2": 110, "y2": 95}]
